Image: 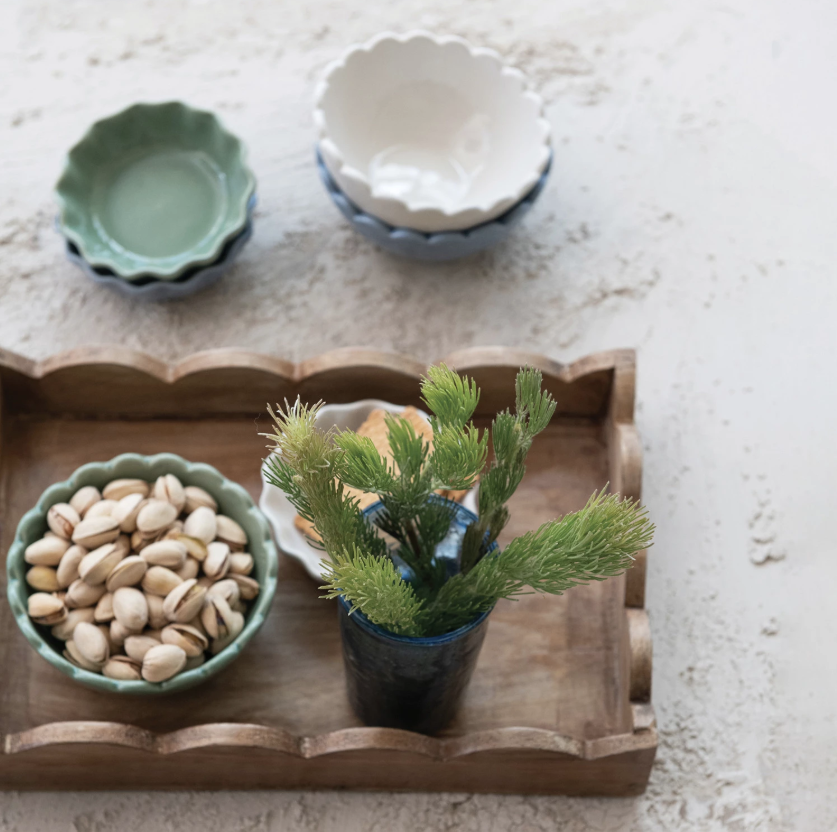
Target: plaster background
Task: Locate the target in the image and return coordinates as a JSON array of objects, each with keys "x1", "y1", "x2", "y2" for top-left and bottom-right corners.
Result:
[{"x1": 1, "y1": 0, "x2": 834, "y2": 829}]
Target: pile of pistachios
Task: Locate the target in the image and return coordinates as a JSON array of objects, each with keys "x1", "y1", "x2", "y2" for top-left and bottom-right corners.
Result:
[{"x1": 23, "y1": 475, "x2": 260, "y2": 683}]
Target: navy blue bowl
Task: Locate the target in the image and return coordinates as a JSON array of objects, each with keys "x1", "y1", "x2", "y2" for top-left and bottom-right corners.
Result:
[
  {"x1": 317, "y1": 148, "x2": 551, "y2": 262},
  {"x1": 339, "y1": 496, "x2": 497, "y2": 734}
]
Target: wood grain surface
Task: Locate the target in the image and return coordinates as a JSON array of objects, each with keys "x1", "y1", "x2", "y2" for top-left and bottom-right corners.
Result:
[{"x1": 0, "y1": 346, "x2": 655, "y2": 793}]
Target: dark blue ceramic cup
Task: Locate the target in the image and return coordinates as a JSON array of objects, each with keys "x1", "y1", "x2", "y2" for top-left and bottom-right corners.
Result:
[{"x1": 338, "y1": 496, "x2": 496, "y2": 734}]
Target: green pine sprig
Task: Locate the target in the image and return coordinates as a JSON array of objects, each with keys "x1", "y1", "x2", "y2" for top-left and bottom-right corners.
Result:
[{"x1": 262, "y1": 365, "x2": 654, "y2": 638}]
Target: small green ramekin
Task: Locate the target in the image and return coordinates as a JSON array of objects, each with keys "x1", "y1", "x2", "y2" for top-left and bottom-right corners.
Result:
[
  {"x1": 55, "y1": 101, "x2": 256, "y2": 281},
  {"x1": 6, "y1": 453, "x2": 277, "y2": 694}
]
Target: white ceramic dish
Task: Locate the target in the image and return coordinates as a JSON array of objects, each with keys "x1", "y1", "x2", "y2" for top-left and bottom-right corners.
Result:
[
  {"x1": 259, "y1": 399, "x2": 477, "y2": 581},
  {"x1": 317, "y1": 146, "x2": 551, "y2": 261},
  {"x1": 314, "y1": 31, "x2": 551, "y2": 233}
]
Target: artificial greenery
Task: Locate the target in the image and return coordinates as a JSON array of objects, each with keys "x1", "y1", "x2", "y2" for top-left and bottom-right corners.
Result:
[{"x1": 263, "y1": 365, "x2": 654, "y2": 637}]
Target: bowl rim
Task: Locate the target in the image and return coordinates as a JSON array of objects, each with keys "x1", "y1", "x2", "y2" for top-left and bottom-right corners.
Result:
[
  {"x1": 313, "y1": 30, "x2": 552, "y2": 231},
  {"x1": 55, "y1": 101, "x2": 257, "y2": 282},
  {"x1": 6, "y1": 452, "x2": 278, "y2": 695}
]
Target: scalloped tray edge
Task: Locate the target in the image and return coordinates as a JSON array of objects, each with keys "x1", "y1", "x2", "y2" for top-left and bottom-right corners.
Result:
[
  {"x1": 0, "y1": 344, "x2": 635, "y2": 388},
  {"x1": 6, "y1": 720, "x2": 657, "y2": 762}
]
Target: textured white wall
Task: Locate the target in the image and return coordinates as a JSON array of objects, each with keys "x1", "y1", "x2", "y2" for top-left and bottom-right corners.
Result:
[{"x1": 1, "y1": 0, "x2": 835, "y2": 829}]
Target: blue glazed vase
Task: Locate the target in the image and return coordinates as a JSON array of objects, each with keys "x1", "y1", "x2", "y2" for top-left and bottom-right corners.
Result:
[{"x1": 339, "y1": 497, "x2": 496, "y2": 734}]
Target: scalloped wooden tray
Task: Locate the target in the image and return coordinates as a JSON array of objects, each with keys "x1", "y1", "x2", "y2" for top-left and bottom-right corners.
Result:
[{"x1": 0, "y1": 346, "x2": 655, "y2": 794}]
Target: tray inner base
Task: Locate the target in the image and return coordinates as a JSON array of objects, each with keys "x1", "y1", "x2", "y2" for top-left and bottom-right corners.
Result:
[{"x1": 0, "y1": 415, "x2": 629, "y2": 742}]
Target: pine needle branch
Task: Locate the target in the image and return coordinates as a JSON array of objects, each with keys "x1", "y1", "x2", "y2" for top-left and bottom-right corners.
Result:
[
  {"x1": 320, "y1": 547, "x2": 426, "y2": 636},
  {"x1": 421, "y1": 364, "x2": 480, "y2": 430},
  {"x1": 424, "y1": 490, "x2": 654, "y2": 635}
]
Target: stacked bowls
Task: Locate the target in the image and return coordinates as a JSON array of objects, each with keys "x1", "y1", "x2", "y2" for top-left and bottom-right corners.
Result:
[
  {"x1": 56, "y1": 102, "x2": 256, "y2": 299},
  {"x1": 314, "y1": 32, "x2": 552, "y2": 260}
]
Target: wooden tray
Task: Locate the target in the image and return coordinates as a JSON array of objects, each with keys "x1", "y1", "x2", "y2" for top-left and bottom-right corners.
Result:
[{"x1": 0, "y1": 346, "x2": 655, "y2": 795}]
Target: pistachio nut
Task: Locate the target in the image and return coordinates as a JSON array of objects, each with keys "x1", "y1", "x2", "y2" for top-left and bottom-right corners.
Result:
[
  {"x1": 141, "y1": 644, "x2": 187, "y2": 682},
  {"x1": 183, "y1": 485, "x2": 218, "y2": 514},
  {"x1": 162, "y1": 578, "x2": 207, "y2": 624},
  {"x1": 69, "y1": 485, "x2": 102, "y2": 518},
  {"x1": 24, "y1": 535, "x2": 70, "y2": 566},
  {"x1": 206, "y1": 578, "x2": 240, "y2": 607},
  {"x1": 203, "y1": 541, "x2": 230, "y2": 581},
  {"x1": 66, "y1": 578, "x2": 107, "y2": 609},
  {"x1": 145, "y1": 592, "x2": 168, "y2": 630},
  {"x1": 113, "y1": 533, "x2": 131, "y2": 559},
  {"x1": 72, "y1": 515, "x2": 120, "y2": 549},
  {"x1": 102, "y1": 478, "x2": 149, "y2": 501},
  {"x1": 200, "y1": 594, "x2": 234, "y2": 640},
  {"x1": 130, "y1": 528, "x2": 160, "y2": 552},
  {"x1": 73, "y1": 621, "x2": 109, "y2": 666},
  {"x1": 215, "y1": 515, "x2": 247, "y2": 550},
  {"x1": 228, "y1": 573, "x2": 260, "y2": 601},
  {"x1": 152, "y1": 474, "x2": 186, "y2": 513},
  {"x1": 113, "y1": 492, "x2": 145, "y2": 533},
  {"x1": 51, "y1": 606, "x2": 96, "y2": 641},
  {"x1": 26, "y1": 565, "x2": 60, "y2": 592},
  {"x1": 142, "y1": 565, "x2": 183, "y2": 597},
  {"x1": 28, "y1": 592, "x2": 67, "y2": 625},
  {"x1": 103, "y1": 655, "x2": 143, "y2": 681},
  {"x1": 47, "y1": 503, "x2": 80, "y2": 540},
  {"x1": 109, "y1": 618, "x2": 135, "y2": 647},
  {"x1": 229, "y1": 552, "x2": 254, "y2": 576},
  {"x1": 232, "y1": 598, "x2": 247, "y2": 614},
  {"x1": 78, "y1": 542, "x2": 123, "y2": 586},
  {"x1": 161, "y1": 623, "x2": 208, "y2": 657},
  {"x1": 94, "y1": 591, "x2": 115, "y2": 623},
  {"x1": 124, "y1": 633, "x2": 163, "y2": 662},
  {"x1": 64, "y1": 639, "x2": 102, "y2": 672},
  {"x1": 56, "y1": 544, "x2": 86, "y2": 588},
  {"x1": 166, "y1": 532, "x2": 208, "y2": 562},
  {"x1": 211, "y1": 611, "x2": 245, "y2": 654},
  {"x1": 183, "y1": 506, "x2": 216, "y2": 545},
  {"x1": 112, "y1": 586, "x2": 149, "y2": 631},
  {"x1": 98, "y1": 623, "x2": 119, "y2": 656},
  {"x1": 160, "y1": 528, "x2": 177, "y2": 543},
  {"x1": 175, "y1": 557, "x2": 200, "y2": 581},
  {"x1": 140, "y1": 540, "x2": 187, "y2": 569},
  {"x1": 186, "y1": 613, "x2": 208, "y2": 638},
  {"x1": 85, "y1": 499, "x2": 119, "y2": 520},
  {"x1": 106, "y1": 555, "x2": 148, "y2": 592},
  {"x1": 52, "y1": 590, "x2": 67, "y2": 604},
  {"x1": 136, "y1": 499, "x2": 178, "y2": 537}
]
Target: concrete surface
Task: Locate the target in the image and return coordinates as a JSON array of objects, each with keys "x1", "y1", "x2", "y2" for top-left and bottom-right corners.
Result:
[{"x1": 1, "y1": 0, "x2": 834, "y2": 829}]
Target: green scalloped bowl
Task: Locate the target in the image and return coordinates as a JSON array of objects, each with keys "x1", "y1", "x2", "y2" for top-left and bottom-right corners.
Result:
[
  {"x1": 56, "y1": 102, "x2": 256, "y2": 281},
  {"x1": 6, "y1": 453, "x2": 278, "y2": 695}
]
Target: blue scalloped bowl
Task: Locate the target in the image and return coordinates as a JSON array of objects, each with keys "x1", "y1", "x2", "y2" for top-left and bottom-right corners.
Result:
[
  {"x1": 6, "y1": 453, "x2": 278, "y2": 695},
  {"x1": 316, "y1": 147, "x2": 551, "y2": 261},
  {"x1": 65, "y1": 211, "x2": 253, "y2": 302}
]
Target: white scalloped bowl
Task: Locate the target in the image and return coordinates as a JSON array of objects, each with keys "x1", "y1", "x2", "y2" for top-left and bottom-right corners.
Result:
[
  {"x1": 314, "y1": 32, "x2": 551, "y2": 233},
  {"x1": 260, "y1": 400, "x2": 477, "y2": 581}
]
